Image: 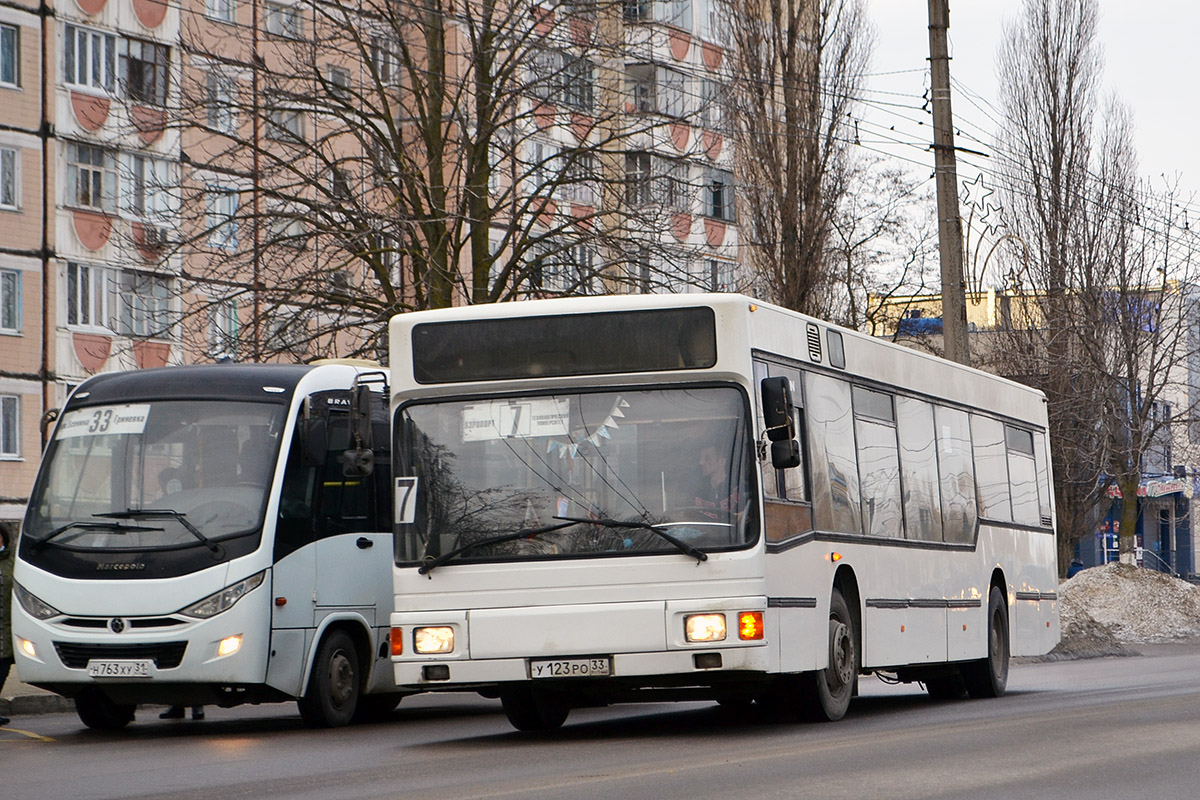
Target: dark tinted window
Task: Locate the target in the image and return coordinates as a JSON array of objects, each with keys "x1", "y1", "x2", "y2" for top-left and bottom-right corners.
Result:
[{"x1": 412, "y1": 307, "x2": 717, "y2": 383}]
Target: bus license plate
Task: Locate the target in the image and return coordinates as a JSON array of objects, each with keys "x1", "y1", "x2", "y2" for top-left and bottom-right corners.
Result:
[
  {"x1": 87, "y1": 660, "x2": 153, "y2": 678},
  {"x1": 529, "y1": 657, "x2": 610, "y2": 679}
]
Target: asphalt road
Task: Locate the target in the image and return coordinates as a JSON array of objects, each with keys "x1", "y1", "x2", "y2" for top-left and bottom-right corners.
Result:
[{"x1": 5, "y1": 644, "x2": 1200, "y2": 800}]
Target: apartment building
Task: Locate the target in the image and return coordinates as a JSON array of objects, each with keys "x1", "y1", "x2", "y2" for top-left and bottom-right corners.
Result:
[
  {"x1": 0, "y1": 0, "x2": 181, "y2": 529},
  {"x1": 0, "y1": 0, "x2": 755, "y2": 523},
  {"x1": 0, "y1": 0, "x2": 43, "y2": 528}
]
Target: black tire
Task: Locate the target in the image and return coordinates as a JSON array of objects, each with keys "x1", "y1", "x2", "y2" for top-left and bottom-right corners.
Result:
[
  {"x1": 75, "y1": 688, "x2": 136, "y2": 730},
  {"x1": 351, "y1": 692, "x2": 406, "y2": 722},
  {"x1": 500, "y1": 685, "x2": 570, "y2": 732},
  {"x1": 924, "y1": 673, "x2": 968, "y2": 700},
  {"x1": 298, "y1": 629, "x2": 361, "y2": 727},
  {"x1": 963, "y1": 585, "x2": 1009, "y2": 698},
  {"x1": 802, "y1": 587, "x2": 858, "y2": 722}
]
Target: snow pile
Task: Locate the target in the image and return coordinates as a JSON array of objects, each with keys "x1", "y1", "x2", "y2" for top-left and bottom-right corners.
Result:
[{"x1": 1047, "y1": 562, "x2": 1200, "y2": 659}]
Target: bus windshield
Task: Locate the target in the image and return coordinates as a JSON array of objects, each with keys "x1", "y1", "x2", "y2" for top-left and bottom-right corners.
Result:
[
  {"x1": 396, "y1": 386, "x2": 756, "y2": 565},
  {"x1": 24, "y1": 400, "x2": 287, "y2": 552}
]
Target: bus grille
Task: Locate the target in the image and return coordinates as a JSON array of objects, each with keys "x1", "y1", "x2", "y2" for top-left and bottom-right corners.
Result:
[{"x1": 53, "y1": 641, "x2": 188, "y2": 669}]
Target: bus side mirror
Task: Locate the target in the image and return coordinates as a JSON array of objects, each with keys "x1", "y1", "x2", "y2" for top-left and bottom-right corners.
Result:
[
  {"x1": 761, "y1": 377, "x2": 795, "y2": 441},
  {"x1": 761, "y1": 376, "x2": 801, "y2": 469},
  {"x1": 342, "y1": 384, "x2": 375, "y2": 477},
  {"x1": 771, "y1": 439, "x2": 801, "y2": 469}
]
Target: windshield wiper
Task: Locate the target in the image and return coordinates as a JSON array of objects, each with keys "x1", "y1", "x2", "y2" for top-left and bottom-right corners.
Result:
[
  {"x1": 96, "y1": 510, "x2": 225, "y2": 558},
  {"x1": 32, "y1": 518, "x2": 165, "y2": 551},
  {"x1": 553, "y1": 516, "x2": 708, "y2": 564},
  {"x1": 418, "y1": 519, "x2": 585, "y2": 575}
]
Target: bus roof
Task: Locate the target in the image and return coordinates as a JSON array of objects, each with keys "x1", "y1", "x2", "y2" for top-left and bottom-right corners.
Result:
[{"x1": 66, "y1": 364, "x2": 319, "y2": 408}]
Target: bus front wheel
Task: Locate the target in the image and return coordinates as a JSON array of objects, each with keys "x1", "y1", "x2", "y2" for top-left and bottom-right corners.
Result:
[
  {"x1": 962, "y1": 585, "x2": 1009, "y2": 698},
  {"x1": 298, "y1": 629, "x2": 361, "y2": 727},
  {"x1": 500, "y1": 685, "x2": 570, "y2": 732},
  {"x1": 802, "y1": 587, "x2": 858, "y2": 722},
  {"x1": 75, "y1": 688, "x2": 136, "y2": 730}
]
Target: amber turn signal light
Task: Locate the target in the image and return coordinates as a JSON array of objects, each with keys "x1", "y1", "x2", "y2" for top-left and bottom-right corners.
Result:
[{"x1": 738, "y1": 611, "x2": 764, "y2": 640}]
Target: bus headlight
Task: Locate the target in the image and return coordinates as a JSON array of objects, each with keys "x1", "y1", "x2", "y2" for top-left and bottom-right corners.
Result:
[
  {"x1": 685, "y1": 613, "x2": 727, "y2": 643},
  {"x1": 413, "y1": 626, "x2": 455, "y2": 654},
  {"x1": 179, "y1": 572, "x2": 266, "y2": 619},
  {"x1": 14, "y1": 583, "x2": 61, "y2": 620}
]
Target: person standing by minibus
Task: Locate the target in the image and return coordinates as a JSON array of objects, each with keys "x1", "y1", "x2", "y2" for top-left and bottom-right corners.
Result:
[{"x1": 0, "y1": 523, "x2": 14, "y2": 726}]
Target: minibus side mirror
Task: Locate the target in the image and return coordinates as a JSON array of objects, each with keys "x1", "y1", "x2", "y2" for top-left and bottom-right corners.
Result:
[{"x1": 342, "y1": 384, "x2": 375, "y2": 477}]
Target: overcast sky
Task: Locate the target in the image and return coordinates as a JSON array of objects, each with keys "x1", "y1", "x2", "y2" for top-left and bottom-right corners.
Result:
[{"x1": 864, "y1": 1, "x2": 1197, "y2": 205}]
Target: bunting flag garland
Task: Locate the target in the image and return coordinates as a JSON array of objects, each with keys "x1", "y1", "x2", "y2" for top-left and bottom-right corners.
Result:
[{"x1": 545, "y1": 396, "x2": 629, "y2": 459}]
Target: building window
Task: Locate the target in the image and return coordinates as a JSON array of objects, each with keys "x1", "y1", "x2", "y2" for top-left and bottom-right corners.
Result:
[
  {"x1": 1, "y1": 268, "x2": 20, "y2": 333},
  {"x1": 125, "y1": 154, "x2": 172, "y2": 220},
  {"x1": 118, "y1": 271, "x2": 172, "y2": 338},
  {"x1": 708, "y1": 258, "x2": 734, "y2": 291},
  {"x1": 626, "y1": 64, "x2": 686, "y2": 118},
  {"x1": 703, "y1": 168, "x2": 735, "y2": 221},
  {"x1": 1, "y1": 147, "x2": 18, "y2": 210},
  {"x1": 66, "y1": 261, "x2": 115, "y2": 329},
  {"x1": 561, "y1": 57, "x2": 594, "y2": 112},
  {"x1": 327, "y1": 65, "x2": 351, "y2": 102},
  {"x1": 625, "y1": 151, "x2": 652, "y2": 205},
  {"x1": 67, "y1": 143, "x2": 118, "y2": 212},
  {"x1": 265, "y1": 99, "x2": 304, "y2": 141},
  {"x1": 121, "y1": 39, "x2": 169, "y2": 106},
  {"x1": 658, "y1": 158, "x2": 689, "y2": 211},
  {"x1": 65, "y1": 25, "x2": 117, "y2": 93},
  {"x1": 562, "y1": 152, "x2": 595, "y2": 205},
  {"x1": 206, "y1": 186, "x2": 239, "y2": 249},
  {"x1": 0, "y1": 394, "x2": 17, "y2": 457},
  {"x1": 206, "y1": 72, "x2": 237, "y2": 133},
  {"x1": 209, "y1": 298, "x2": 239, "y2": 358},
  {"x1": 206, "y1": 0, "x2": 237, "y2": 23},
  {"x1": 658, "y1": 0, "x2": 693, "y2": 30},
  {"x1": 265, "y1": 3, "x2": 304, "y2": 39},
  {"x1": 329, "y1": 165, "x2": 350, "y2": 201},
  {"x1": 1, "y1": 24, "x2": 18, "y2": 88},
  {"x1": 623, "y1": 0, "x2": 651, "y2": 22},
  {"x1": 369, "y1": 35, "x2": 397, "y2": 84}
]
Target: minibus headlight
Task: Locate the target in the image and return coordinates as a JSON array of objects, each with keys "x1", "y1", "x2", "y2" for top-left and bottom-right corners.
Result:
[
  {"x1": 14, "y1": 583, "x2": 61, "y2": 620},
  {"x1": 413, "y1": 626, "x2": 455, "y2": 654},
  {"x1": 179, "y1": 571, "x2": 266, "y2": 619},
  {"x1": 685, "y1": 613, "x2": 727, "y2": 643}
]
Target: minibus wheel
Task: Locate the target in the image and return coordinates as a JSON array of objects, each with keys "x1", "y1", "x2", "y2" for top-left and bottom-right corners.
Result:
[
  {"x1": 500, "y1": 685, "x2": 570, "y2": 731},
  {"x1": 298, "y1": 629, "x2": 361, "y2": 727},
  {"x1": 75, "y1": 687, "x2": 136, "y2": 730}
]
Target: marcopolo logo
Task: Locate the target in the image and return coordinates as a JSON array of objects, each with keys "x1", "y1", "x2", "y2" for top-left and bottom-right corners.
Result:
[{"x1": 96, "y1": 562, "x2": 146, "y2": 571}]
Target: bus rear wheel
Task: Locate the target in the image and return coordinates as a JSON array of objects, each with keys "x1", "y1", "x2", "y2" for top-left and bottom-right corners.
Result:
[
  {"x1": 802, "y1": 587, "x2": 858, "y2": 722},
  {"x1": 962, "y1": 585, "x2": 1009, "y2": 698},
  {"x1": 500, "y1": 685, "x2": 569, "y2": 732},
  {"x1": 298, "y1": 629, "x2": 361, "y2": 727},
  {"x1": 75, "y1": 688, "x2": 136, "y2": 730}
]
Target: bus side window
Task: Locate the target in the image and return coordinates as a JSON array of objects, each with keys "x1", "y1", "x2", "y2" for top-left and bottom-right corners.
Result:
[
  {"x1": 804, "y1": 372, "x2": 862, "y2": 534},
  {"x1": 756, "y1": 360, "x2": 814, "y2": 543},
  {"x1": 314, "y1": 415, "x2": 374, "y2": 537},
  {"x1": 275, "y1": 425, "x2": 318, "y2": 562}
]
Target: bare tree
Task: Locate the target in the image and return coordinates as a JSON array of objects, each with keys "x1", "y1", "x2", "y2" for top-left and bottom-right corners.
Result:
[
  {"x1": 173, "y1": 0, "x2": 726, "y2": 362},
  {"x1": 724, "y1": 0, "x2": 872, "y2": 317},
  {"x1": 828, "y1": 156, "x2": 937, "y2": 331},
  {"x1": 994, "y1": 0, "x2": 1200, "y2": 570}
]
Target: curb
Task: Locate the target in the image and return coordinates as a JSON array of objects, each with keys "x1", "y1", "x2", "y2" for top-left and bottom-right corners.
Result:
[{"x1": 0, "y1": 693, "x2": 75, "y2": 717}]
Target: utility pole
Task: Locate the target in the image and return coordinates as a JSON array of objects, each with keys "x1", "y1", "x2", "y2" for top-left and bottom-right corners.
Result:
[{"x1": 927, "y1": 0, "x2": 970, "y2": 365}]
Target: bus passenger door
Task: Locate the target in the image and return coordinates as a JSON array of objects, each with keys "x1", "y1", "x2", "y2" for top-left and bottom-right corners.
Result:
[{"x1": 311, "y1": 411, "x2": 392, "y2": 628}]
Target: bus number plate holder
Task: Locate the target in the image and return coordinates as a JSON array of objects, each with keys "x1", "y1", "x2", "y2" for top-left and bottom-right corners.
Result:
[
  {"x1": 87, "y1": 660, "x2": 153, "y2": 678},
  {"x1": 529, "y1": 657, "x2": 611, "y2": 679}
]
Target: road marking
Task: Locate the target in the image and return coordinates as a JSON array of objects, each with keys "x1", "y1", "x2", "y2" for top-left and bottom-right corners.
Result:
[{"x1": 1, "y1": 727, "x2": 55, "y2": 742}]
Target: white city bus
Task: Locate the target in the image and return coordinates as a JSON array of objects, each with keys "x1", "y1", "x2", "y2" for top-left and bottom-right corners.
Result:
[
  {"x1": 12, "y1": 361, "x2": 403, "y2": 729},
  {"x1": 387, "y1": 294, "x2": 1060, "y2": 730}
]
